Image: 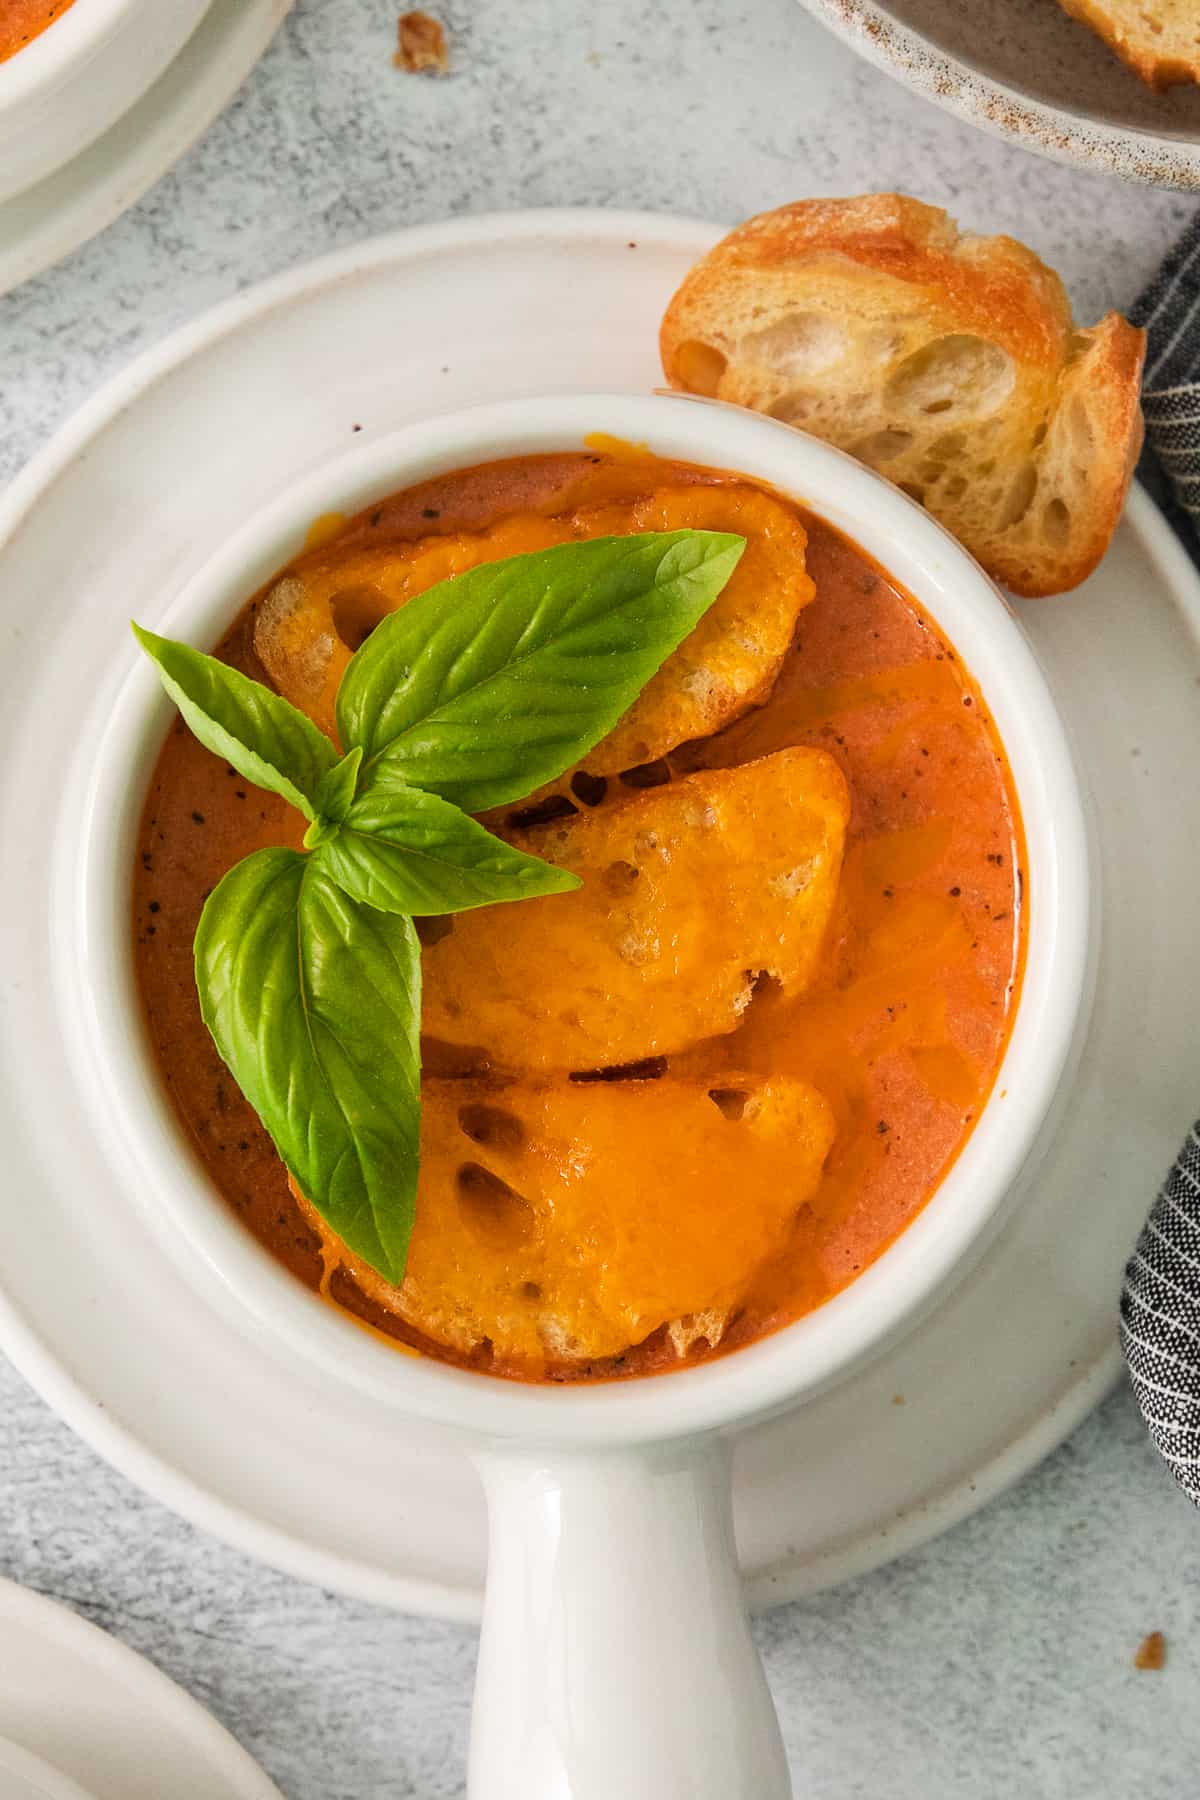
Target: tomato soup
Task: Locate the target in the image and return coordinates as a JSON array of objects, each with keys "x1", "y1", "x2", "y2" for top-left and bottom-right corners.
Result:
[
  {"x1": 0, "y1": 0, "x2": 78, "y2": 61},
  {"x1": 132, "y1": 451, "x2": 1025, "y2": 1383}
]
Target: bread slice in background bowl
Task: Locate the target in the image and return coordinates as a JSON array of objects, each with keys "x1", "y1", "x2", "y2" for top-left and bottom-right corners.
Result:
[
  {"x1": 660, "y1": 195, "x2": 1145, "y2": 597},
  {"x1": 1058, "y1": 0, "x2": 1200, "y2": 90}
]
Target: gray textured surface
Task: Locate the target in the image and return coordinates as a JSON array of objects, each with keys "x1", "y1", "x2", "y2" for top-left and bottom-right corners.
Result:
[{"x1": 1, "y1": 1, "x2": 1198, "y2": 1795}]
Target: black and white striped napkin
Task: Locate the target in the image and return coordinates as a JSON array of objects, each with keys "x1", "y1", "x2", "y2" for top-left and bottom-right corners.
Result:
[{"x1": 1119, "y1": 216, "x2": 1200, "y2": 1506}]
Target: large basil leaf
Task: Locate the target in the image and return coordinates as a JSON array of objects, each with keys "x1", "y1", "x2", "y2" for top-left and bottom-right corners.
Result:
[
  {"x1": 194, "y1": 846, "x2": 422, "y2": 1282},
  {"x1": 133, "y1": 623, "x2": 337, "y2": 821},
  {"x1": 335, "y1": 530, "x2": 745, "y2": 812},
  {"x1": 312, "y1": 779, "x2": 580, "y2": 915}
]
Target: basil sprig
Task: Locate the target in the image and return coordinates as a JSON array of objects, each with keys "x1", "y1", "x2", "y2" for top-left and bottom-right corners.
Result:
[{"x1": 135, "y1": 527, "x2": 745, "y2": 1283}]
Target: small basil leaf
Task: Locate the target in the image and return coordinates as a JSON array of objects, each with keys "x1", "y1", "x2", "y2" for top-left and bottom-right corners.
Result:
[
  {"x1": 311, "y1": 746, "x2": 363, "y2": 827},
  {"x1": 335, "y1": 529, "x2": 745, "y2": 813},
  {"x1": 312, "y1": 782, "x2": 581, "y2": 915},
  {"x1": 133, "y1": 623, "x2": 337, "y2": 821},
  {"x1": 194, "y1": 846, "x2": 421, "y2": 1283}
]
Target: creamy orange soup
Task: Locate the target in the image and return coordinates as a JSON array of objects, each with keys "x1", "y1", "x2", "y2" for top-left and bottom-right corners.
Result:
[
  {"x1": 0, "y1": 0, "x2": 78, "y2": 60},
  {"x1": 133, "y1": 451, "x2": 1025, "y2": 1382}
]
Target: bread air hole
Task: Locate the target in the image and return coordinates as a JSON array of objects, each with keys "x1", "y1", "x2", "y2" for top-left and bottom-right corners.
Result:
[
  {"x1": 853, "y1": 428, "x2": 913, "y2": 463},
  {"x1": 674, "y1": 339, "x2": 728, "y2": 396},
  {"x1": 998, "y1": 462, "x2": 1038, "y2": 530},
  {"x1": 885, "y1": 335, "x2": 1015, "y2": 422},
  {"x1": 1043, "y1": 497, "x2": 1071, "y2": 547},
  {"x1": 766, "y1": 393, "x2": 808, "y2": 423},
  {"x1": 329, "y1": 583, "x2": 385, "y2": 649},
  {"x1": 569, "y1": 1055, "x2": 668, "y2": 1083},
  {"x1": 1067, "y1": 396, "x2": 1095, "y2": 468},
  {"x1": 507, "y1": 794, "x2": 578, "y2": 830},
  {"x1": 740, "y1": 313, "x2": 848, "y2": 378},
  {"x1": 458, "y1": 1103, "x2": 526, "y2": 1153},
  {"x1": 570, "y1": 770, "x2": 607, "y2": 807},
  {"x1": 708, "y1": 1086, "x2": 750, "y2": 1122},
  {"x1": 455, "y1": 1162, "x2": 535, "y2": 1248}
]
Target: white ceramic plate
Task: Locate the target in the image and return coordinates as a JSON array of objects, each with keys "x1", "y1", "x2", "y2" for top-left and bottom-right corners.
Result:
[
  {"x1": 0, "y1": 209, "x2": 1196, "y2": 1620},
  {"x1": 800, "y1": 0, "x2": 1200, "y2": 187},
  {"x1": 0, "y1": 1577, "x2": 280, "y2": 1798},
  {"x1": 0, "y1": 0, "x2": 292, "y2": 296}
]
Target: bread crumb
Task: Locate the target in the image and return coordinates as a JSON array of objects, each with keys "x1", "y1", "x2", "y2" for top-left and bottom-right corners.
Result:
[
  {"x1": 892, "y1": 1393, "x2": 906, "y2": 1406},
  {"x1": 1134, "y1": 1632, "x2": 1166, "y2": 1671},
  {"x1": 395, "y1": 11, "x2": 449, "y2": 74}
]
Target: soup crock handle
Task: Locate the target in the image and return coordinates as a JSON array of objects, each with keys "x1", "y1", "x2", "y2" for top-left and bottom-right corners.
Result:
[{"x1": 468, "y1": 1438, "x2": 791, "y2": 1800}]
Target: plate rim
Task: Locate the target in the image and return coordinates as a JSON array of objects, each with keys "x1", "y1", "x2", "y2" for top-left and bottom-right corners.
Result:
[
  {"x1": 797, "y1": 0, "x2": 1200, "y2": 189},
  {"x1": 0, "y1": 205, "x2": 1193, "y2": 1622},
  {"x1": 0, "y1": 1574, "x2": 282, "y2": 1798}
]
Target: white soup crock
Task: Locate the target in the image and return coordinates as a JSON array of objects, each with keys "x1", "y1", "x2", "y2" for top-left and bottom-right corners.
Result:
[{"x1": 67, "y1": 392, "x2": 1091, "y2": 1800}]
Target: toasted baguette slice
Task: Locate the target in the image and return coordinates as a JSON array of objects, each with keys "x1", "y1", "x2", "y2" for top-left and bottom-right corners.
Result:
[
  {"x1": 660, "y1": 196, "x2": 1145, "y2": 597},
  {"x1": 422, "y1": 747, "x2": 849, "y2": 1074},
  {"x1": 295, "y1": 1069, "x2": 834, "y2": 1371},
  {"x1": 1057, "y1": 0, "x2": 1200, "y2": 89}
]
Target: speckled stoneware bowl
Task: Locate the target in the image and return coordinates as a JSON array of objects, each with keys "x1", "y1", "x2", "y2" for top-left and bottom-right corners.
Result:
[{"x1": 801, "y1": 0, "x2": 1200, "y2": 187}]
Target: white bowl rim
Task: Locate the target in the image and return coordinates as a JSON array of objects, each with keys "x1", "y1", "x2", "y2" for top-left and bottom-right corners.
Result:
[
  {"x1": 798, "y1": 0, "x2": 1200, "y2": 189},
  {"x1": 64, "y1": 389, "x2": 1091, "y2": 1449},
  {"x1": 0, "y1": 0, "x2": 139, "y2": 104}
]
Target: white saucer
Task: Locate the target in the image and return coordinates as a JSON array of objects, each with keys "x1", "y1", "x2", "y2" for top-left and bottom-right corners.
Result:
[
  {"x1": 0, "y1": 0, "x2": 292, "y2": 296},
  {"x1": 0, "y1": 209, "x2": 1195, "y2": 1620},
  {"x1": 0, "y1": 1735, "x2": 95, "y2": 1800},
  {"x1": 0, "y1": 1578, "x2": 280, "y2": 1798}
]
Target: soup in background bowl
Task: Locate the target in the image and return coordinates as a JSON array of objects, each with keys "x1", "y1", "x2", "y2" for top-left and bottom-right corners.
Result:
[
  {"x1": 0, "y1": 0, "x2": 79, "y2": 61},
  {"x1": 0, "y1": 0, "x2": 211, "y2": 204}
]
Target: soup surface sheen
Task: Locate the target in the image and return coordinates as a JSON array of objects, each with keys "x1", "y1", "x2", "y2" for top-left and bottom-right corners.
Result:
[
  {"x1": 133, "y1": 450, "x2": 1025, "y2": 1383},
  {"x1": 0, "y1": 0, "x2": 78, "y2": 60}
]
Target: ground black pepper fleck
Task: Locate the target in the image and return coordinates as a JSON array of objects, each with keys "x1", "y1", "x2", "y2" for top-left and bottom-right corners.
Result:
[{"x1": 191, "y1": 810, "x2": 205, "y2": 824}]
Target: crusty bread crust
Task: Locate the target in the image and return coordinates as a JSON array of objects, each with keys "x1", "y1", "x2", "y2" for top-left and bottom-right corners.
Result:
[
  {"x1": 660, "y1": 196, "x2": 1145, "y2": 597},
  {"x1": 1057, "y1": 0, "x2": 1200, "y2": 91}
]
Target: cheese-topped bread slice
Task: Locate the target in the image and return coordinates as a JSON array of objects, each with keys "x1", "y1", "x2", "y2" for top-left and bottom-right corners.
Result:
[
  {"x1": 421, "y1": 747, "x2": 849, "y2": 1074},
  {"x1": 660, "y1": 195, "x2": 1145, "y2": 597},
  {"x1": 296, "y1": 1069, "x2": 835, "y2": 1371},
  {"x1": 254, "y1": 479, "x2": 814, "y2": 778}
]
